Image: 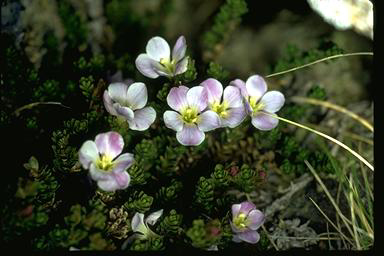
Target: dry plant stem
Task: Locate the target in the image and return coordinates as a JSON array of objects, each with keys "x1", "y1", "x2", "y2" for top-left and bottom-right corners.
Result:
[
  {"x1": 308, "y1": 196, "x2": 354, "y2": 246},
  {"x1": 305, "y1": 161, "x2": 354, "y2": 240},
  {"x1": 349, "y1": 173, "x2": 361, "y2": 249},
  {"x1": 261, "y1": 224, "x2": 279, "y2": 251},
  {"x1": 261, "y1": 112, "x2": 374, "y2": 171},
  {"x1": 290, "y1": 97, "x2": 374, "y2": 132},
  {"x1": 265, "y1": 52, "x2": 373, "y2": 78},
  {"x1": 305, "y1": 161, "x2": 373, "y2": 241},
  {"x1": 358, "y1": 142, "x2": 374, "y2": 201},
  {"x1": 269, "y1": 235, "x2": 341, "y2": 241},
  {"x1": 13, "y1": 101, "x2": 71, "y2": 116}
]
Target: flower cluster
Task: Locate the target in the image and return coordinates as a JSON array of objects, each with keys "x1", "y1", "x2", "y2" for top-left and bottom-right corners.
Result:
[{"x1": 77, "y1": 35, "x2": 276, "y2": 247}]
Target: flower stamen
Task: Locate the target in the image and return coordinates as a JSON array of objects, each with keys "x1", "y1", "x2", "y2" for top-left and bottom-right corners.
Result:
[
  {"x1": 97, "y1": 154, "x2": 115, "y2": 171},
  {"x1": 181, "y1": 107, "x2": 198, "y2": 124}
]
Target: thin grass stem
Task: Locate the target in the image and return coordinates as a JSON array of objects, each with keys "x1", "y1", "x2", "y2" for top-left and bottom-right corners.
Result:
[
  {"x1": 265, "y1": 52, "x2": 373, "y2": 78},
  {"x1": 308, "y1": 196, "x2": 354, "y2": 246},
  {"x1": 262, "y1": 112, "x2": 374, "y2": 171}
]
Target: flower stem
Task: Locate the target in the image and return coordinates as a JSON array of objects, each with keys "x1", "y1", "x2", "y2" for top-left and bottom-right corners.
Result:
[
  {"x1": 265, "y1": 52, "x2": 373, "y2": 78},
  {"x1": 261, "y1": 112, "x2": 374, "y2": 171}
]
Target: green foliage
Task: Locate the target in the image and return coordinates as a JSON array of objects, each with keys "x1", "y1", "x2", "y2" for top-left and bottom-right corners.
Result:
[
  {"x1": 210, "y1": 164, "x2": 230, "y2": 188},
  {"x1": 33, "y1": 79, "x2": 63, "y2": 101},
  {"x1": 79, "y1": 75, "x2": 95, "y2": 100},
  {"x1": 128, "y1": 163, "x2": 149, "y2": 186},
  {"x1": 155, "y1": 180, "x2": 183, "y2": 204},
  {"x1": 129, "y1": 237, "x2": 165, "y2": 251},
  {"x1": 156, "y1": 209, "x2": 183, "y2": 236},
  {"x1": 307, "y1": 85, "x2": 327, "y2": 100},
  {"x1": 206, "y1": 62, "x2": 230, "y2": 81},
  {"x1": 233, "y1": 164, "x2": 259, "y2": 193},
  {"x1": 134, "y1": 138, "x2": 160, "y2": 171},
  {"x1": 202, "y1": 0, "x2": 248, "y2": 59},
  {"x1": 194, "y1": 177, "x2": 215, "y2": 213},
  {"x1": 58, "y1": 0, "x2": 88, "y2": 49},
  {"x1": 186, "y1": 219, "x2": 222, "y2": 249},
  {"x1": 124, "y1": 191, "x2": 154, "y2": 213},
  {"x1": 271, "y1": 40, "x2": 344, "y2": 73},
  {"x1": 74, "y1": 54, "x2": 106, "y2": 75}
]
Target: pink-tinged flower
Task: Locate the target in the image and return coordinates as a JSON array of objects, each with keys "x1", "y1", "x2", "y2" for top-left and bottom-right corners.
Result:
[
  {"x1": 103, "y1": 82, "x2": 156, "y2": 131},
  {"x1": 230, "y1": 201, "x2": 265, "y2": 244},
  {"x1": 230, "y1": 75, "x2": 285, "y2": 131},
  {"x1": 78, "y1": 131, "x2": 133, "y2": 192},
  {"x1": 200, "y1": 78, "x2": 246, "y2": 128},
  {"x1": 135, "y1": 36, "x2": 188, "y2": 78},
  {"x1": 163, "y1": 85, "x2": 221, "y2": 146}
]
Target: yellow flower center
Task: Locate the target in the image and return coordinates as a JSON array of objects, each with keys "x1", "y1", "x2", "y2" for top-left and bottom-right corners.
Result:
[
  {"x1": 211, "y1": 101, "x2": 229, "y2": 118},
  {"x1": 181, "y1": 107, "x2": 199, "y2": 124},
  {"x1": 233, "y1": 213, "x2": 249, "y2": 229},
  {"x1": 96, "y1": 154, "x2": 115, "y2": 171},
  {"x1": 249, "y1": 96, "x2": 264, "y2": 115},
  {"x1": 160, "y1": 58, "x2": 176, "y2": 74}
]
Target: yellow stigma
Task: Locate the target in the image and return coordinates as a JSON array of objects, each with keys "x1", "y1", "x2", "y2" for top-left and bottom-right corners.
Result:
[
  {"x1": 181, "y1": 107, "x2": 199, "y2": 124},
  {"x1": 96, "y1": 154, "x2": 115, "y2": 171},
  {"x1": 160, "y1": 58, "x2": 176, "y2": 73},
  {"x1": 211, "y1": 101, "x2": 229, "y2": 118},
  {"x1": 249, "y1": 96, "x2": 264, "y2": 115},
  {"x1": 233, "y1": 213, "x2": 248, "y2": 229}
]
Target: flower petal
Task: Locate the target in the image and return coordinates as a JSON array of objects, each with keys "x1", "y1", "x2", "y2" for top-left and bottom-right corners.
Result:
[
  {"x1": 232, "y1": 203, "x2": 242, "y2": 217},
  {"x1": 145, "y1": 209, "x2": 163, "y2": 226},
  {"x1": 126, "y1": 82, "x2": 148, "y2": 110},
  {"x1": 167, "y1": 86, "x2": 189, "y2": 111},
  {"x1": 239, "y1": 201, "x2": 256, "y2": 215},
  {"x1": 89, "y1": 163, "x2": 110, "y2": 181},
  {"x1": 112, "y1": 171, "x2": 130, "y2": 189},
  {"x1": 114, "y1": 103, "x2": 134, "y2": 121},
  {"x1": 259, "y1": 91, "x2": 285, "y2": 113},
  {"x1": 112, "y1": 153, "x2": 134, "y2": 173},
  {"x1": 251, "y1": 112, "x2": 279, "y2": 131},
  {"x1": 174, "y1": 57, "x2": 188, "y2": 75},
  {"x1": 135, "y1": 54, "x2": 161, "y2": 78},
  {"x1": 131, "y1": 213, "x2": 147, "y2": 234},
  {"x1": 176, "y1": 125, "x2": 205, "y2": 146},
  {"x1": 186, "y1": 86, "x2": 207, "y2": 112},
  {"x1": 245, "y1": 75, "x2": 267, "y2": 100},
  {"x1": 237, "y1": 230, "x2": 261, "y2": 244},
  {"x1": 146, "y1": 36, "x2": 170, "y2": 62},
  {"x1": 172, "y1": 36, "x2": 187, "y2": 62},
  {"x1": 127, "y1": 107, "x2": 156, "y2": 131},
  {"x1": 221, "y1": 107, "x2": 246, "y2": 128},
  {"x1": 96, "y1": 178, "x2": 120, "y2": 192},
  {"x1": 79, "y1": 141, "x2": 99, "y2": 169},
  {"x1": 200, "y1": 78, "x2": 223, "y2": 104},
  {"x1": 223, "y1": 85, "x2": 243, "y2": 108},
  {"x1": 232, "y1": 234, "x2": 243, "y2": 243},
  {"x1": 163, "y1": 111, "x2": 183, "y2": 132},
  {"x1": 247, "y1": 209, "x2": 265, "y2": 230},
  {"x1": 103, "y1": 90, "x2": 118, "y2": 116},
  {"x1": 197, "y1": 110, "x2": 220, "y2": 132},
  {"x1": 95, "y1": 131, "x2": 124, "y2": 159},
  {"x1": 229, "y1": 79, "x2": 248, "y2": 98},
  {"x1": 107, "y1": 82, "x2": 129, "y2": 105}
]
